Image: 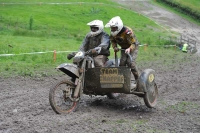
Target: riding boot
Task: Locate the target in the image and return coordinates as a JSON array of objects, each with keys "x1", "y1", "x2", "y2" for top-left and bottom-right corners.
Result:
[
  {"x1": 131, "y1": 68, "x2": 139, "y2": 91},
  {"x1": 131, "y1": 68, "x2": 139, "y2": 81}
]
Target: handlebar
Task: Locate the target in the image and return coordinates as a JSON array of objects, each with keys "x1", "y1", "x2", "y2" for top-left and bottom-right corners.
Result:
[
  {"x1": 118, "y1": 49, "x2": 133, "y2": 62},
  {"x1": 85, "y1": 50, "x2": 91, "y2": 56}
]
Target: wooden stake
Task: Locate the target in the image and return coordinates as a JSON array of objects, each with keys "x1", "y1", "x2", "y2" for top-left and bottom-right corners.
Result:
[
  {"x1": 53, "y1": 50, "x2": 56, "y2": 62},
  {"x1": 144, "y1": 44, "x2": 147, "y2": 51},
  {"x1": 174, "y1": 45, "x2": 176, "y2": 51}
]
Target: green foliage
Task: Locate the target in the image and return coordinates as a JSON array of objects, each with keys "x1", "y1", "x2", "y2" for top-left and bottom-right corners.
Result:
[
  {"x1": 0, "y1": 0, "x2": 176, "y2": 77},
  {"x1": 156, "y1": 0, "x2": 200, "y2": 22}
]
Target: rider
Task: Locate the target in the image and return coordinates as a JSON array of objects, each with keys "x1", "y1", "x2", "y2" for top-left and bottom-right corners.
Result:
[
  {"x1": 105, "y1": 16, "x2": 140, "y2": 81},
  {"x1": 67, "y1": 20, "x2": 110, "y2": 67}
]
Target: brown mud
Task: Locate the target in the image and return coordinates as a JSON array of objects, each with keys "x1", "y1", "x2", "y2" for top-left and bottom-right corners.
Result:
[{"x1": 0, "y1": 1, "x2": 200, "y2": 133}]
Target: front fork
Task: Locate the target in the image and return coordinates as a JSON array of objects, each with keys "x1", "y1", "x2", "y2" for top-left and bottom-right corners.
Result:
[
  {"x1": 73, "y1": 76, "x2": 82, "y2": 99},
  {"x1": 73, "y1": 59, "x2": 86, "y2": 100}
]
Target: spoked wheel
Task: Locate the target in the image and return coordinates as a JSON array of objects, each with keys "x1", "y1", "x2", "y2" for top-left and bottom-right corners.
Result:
[
  {"x1": 49, "y1": 80, "x2": 79, "y2": 114},
  {"x1": 144, "y1": 82, "x2": 158, "y2": 108}
]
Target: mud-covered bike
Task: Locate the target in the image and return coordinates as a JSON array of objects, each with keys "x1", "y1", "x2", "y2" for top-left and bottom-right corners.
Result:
[{"x1": 49, "y1": 49, "x2": 158, "y2": 114}]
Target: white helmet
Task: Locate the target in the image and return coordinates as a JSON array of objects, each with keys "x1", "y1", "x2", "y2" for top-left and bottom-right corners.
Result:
[
  {"x1": 87, "y1": 20, "x2": 104, "y2": 36},
  {"x1": 105, "y1": 16, "x2": 123, "y2": 36}
]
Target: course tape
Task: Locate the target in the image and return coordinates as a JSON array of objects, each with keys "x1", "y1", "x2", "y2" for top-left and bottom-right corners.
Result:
[
  {"x1": 0, "y1": 51, "x2": 77, "y2": 57},
  {"x1": 0, "y1": 45, "x2": 178, "y2": 57}
]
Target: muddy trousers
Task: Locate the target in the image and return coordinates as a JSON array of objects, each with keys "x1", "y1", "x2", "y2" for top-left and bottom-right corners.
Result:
[{"x1": 119, "y1": 47, "x2": 139, "y2": 81}]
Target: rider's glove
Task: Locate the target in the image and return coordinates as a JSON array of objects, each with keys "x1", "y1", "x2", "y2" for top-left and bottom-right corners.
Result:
[
  {"x1": 91, "y1": 49, "x2": 97, "y2": 54},
  {"x1": 67, "y1": 52, "x2": 75, "y2": 60},
  {"x1": 114, "y1": 47, "x2": 119, "y2": 52},
  {"x1": 90, "y1": 47, "x2": 102, "y2": 55}
]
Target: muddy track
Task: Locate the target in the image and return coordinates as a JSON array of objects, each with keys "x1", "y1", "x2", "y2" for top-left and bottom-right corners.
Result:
[
  {"x1": 0, "y1": 1, "x2": 200, "y2": 133},
  {"x1": 1, "y1": 54, "x2": 200, "y2": 133}
]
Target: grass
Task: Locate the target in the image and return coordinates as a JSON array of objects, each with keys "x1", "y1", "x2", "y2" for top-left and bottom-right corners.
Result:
[
  {"x1": 176, "y1": 0, "x2": 200, "y2": 11},
  {"x1": 0, "y1": 0, "x2": 185, "y2": 77},
  {"x1": 166, "y1": 101, "x2": 199, "y2": 113}
]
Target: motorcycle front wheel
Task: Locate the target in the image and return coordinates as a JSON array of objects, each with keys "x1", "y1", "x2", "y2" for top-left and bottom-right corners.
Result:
[{"x1": 49, "y1": 80, "x2": 78, "y2": 114}]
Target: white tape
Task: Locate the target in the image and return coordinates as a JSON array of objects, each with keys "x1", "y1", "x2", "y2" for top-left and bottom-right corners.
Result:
[
  {"x1": 0, "y1": 51, "x2": 77, "y2": 57},
  {"x1": 0, "y1": 45, "x2": 178, "y2": 57}
]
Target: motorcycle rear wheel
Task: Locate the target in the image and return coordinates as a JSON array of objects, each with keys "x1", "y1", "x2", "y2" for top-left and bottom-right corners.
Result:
[{"x1": 49, "y1": 80, "x2": 78, "y2": 114}]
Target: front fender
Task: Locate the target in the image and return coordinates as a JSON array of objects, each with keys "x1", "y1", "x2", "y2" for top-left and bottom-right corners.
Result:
[{"x1": 56, "y1": 63, "x2": 79, "y2": 78}]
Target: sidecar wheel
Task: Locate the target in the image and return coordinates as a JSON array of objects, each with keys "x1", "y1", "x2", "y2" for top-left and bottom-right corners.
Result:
[
  {"x1": 144, "y1": 83, "x2": 158, "y2": 108},
  {"x1": 107, "y1": 93, "x2": 120, "y2": 99},
  {"x1": 49, "y1": 80, "x2": 78, "y2": 114}
]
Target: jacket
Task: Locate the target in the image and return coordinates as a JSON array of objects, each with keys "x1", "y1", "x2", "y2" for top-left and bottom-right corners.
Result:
[
  {"x1": 79, "y1": 31, "x2": 110, "y2": 56},
  {"x1": 110, "y1": 26, "x2": 139, "y2": 51}
]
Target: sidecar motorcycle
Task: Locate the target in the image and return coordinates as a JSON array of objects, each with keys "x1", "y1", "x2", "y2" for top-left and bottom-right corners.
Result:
[{"x1": 49, "y1": 50, "x2": 158, "y2": 114}]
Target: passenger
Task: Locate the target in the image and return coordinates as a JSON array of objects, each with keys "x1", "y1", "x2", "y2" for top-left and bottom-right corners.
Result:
[
  {"x1": 67, "y1": 20, "x2": 110, "y2": 67},
  {"x1": 105, "y1": 16, "x2": 139, "y2": 81}
]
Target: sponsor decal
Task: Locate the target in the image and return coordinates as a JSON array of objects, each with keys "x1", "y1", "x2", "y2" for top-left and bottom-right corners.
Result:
[
  {"x1": 100, "y1": 68, "x2": 124, "y2": 88},
  {"x1": 149, "y1": 74, "x2": 154, "y2": 83}
]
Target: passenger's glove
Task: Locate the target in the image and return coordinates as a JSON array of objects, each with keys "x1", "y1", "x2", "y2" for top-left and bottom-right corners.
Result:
[
  {"x1": 125, "y1": 48, "x2": 131, "y2": 54},
  {"x1": 67, "y1": 52, "x2": 76, "y2": 60},
  {"x1": 114, "y1": 47, "x2": 119, "y2": 52}
]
